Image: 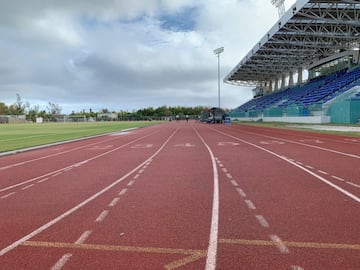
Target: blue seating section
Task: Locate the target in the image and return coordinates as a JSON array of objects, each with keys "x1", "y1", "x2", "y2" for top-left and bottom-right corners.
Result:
[{"x1": 233, "y1": 66, "x2": 360, "y2": 114}]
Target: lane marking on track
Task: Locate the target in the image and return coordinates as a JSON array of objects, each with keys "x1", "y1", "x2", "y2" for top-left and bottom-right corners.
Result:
[
  {"x1": 211, "y1": 128, "x2": 360, "y2": 203},
  {"x1": 52, "y1": 172, "x2": 63, "y2": 177},
  {"x1": 222, "y1": 168, "x2": 228, "y2": 173},
  {"x1": 119, "y1": 188, "x2": 128, "y2": 196},
  {"x1": 0, "y1": 132, "x2": 156, "y2": 194},
  {"x1": 109, "y1": 197, "x2": 120, "y2": 207},
  {"x1": 332, "y1": 175, "x2": 345, "y2": 182},
  {"x1": 0, "y1": 129, "x2": 179, "y2": 257},
  {"x1": 22, "y1": 241, "x2": 206, "y2": 270},
  {"x1": 1, "y1": 192, "x2": 16, "y2": 199},
  {"x1": 347, "y1": 182, "x2": 360, "y2": 189},
  {"x1": 37, "y1": 177, "x2": 49, "y2": 183},
  {"x1": 230, "y1": 180, "x2": 238, "y2": 187},
  {"x1": 75, "y1": 231, "x2": 92, "y2": 244},
  {"x1": 226, "y1": 173, "x2": 232, "y2": 179},
  {"x1": 133, "y1": 174, "x2": 140, "y2": 179},
  {"x1": 193, "y1": 126, "x2": 219, "y2": 270},
  {"x1": 305, "y1": 165, "x2": 314, "y2": 169},
  {"x1": 291, "y1": 266, "x2": 304, "y2": 270},
  {"x1": 51, "y1": 253, "x2": 72, "y2": 270},
  {"x1": 236, "y1": 188, "x2": 247, "y2": 198},
  {"x1": 21, "y1": 184, "x2": 34, "y2": 190},
  {"x1": 269, "y1": 235, "x2": 290, "y2": 254},
  {"x1": 95, "y1": 210, "x2": 109, "y2": 223},
  {"x1": 219, "y1": 238, "x2": 360, "y2": 250},
  {"x1": 127, "y1": 180, "x2": 135, "y2": 187},
  {"x1": 255, "y1": 215, "x2": 269, "y2": 228},
  {"x1": 244, "y1": 200, "x2": 256, "y2": 210},
  {"x1": 317, "y1": 170, "x2": 328, "y2": 175}
]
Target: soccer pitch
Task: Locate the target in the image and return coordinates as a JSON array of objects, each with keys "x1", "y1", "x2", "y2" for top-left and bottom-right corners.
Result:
[{"x1": 0, "y1": 121, "x2": 161, "y2": 153}]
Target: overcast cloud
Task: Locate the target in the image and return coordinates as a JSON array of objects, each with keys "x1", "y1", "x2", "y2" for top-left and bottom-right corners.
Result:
[{"x1": 0, "y1": 0, "x2": 296, "y2": 113}]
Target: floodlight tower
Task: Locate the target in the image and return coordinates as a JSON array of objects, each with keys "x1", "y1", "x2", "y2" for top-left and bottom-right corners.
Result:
[
  {"x1": 271, "y1": 0, "x2": 286, "y2": 18},
  {"x1": 214, "y1": 47, "x2": 224, "y2": 108}
]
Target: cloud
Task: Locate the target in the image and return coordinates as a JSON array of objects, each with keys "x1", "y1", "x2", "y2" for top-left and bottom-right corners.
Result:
[{"x1": 0, "y1": 0, "x2": 288, "y2": 113}]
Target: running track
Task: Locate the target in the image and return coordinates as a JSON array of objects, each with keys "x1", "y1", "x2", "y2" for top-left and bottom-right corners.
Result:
[{"x1": 0, "y1": 122, "x2": 359, "y2": 269}]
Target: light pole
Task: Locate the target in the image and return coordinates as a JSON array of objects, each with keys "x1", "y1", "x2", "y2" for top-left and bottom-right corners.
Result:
[{"x1": 214, "y1": 47, "x2": 224, "y2": 108}]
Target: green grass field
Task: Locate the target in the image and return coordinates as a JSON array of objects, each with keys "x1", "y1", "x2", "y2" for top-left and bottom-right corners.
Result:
[{"x1": 0, "y1": 121, "x2": 162, "y2": 153}]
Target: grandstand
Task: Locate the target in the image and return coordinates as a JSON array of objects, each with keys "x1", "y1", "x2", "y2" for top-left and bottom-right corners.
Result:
[{"x1": 225, "y1": 0, "x2": 360, "y2": 124}]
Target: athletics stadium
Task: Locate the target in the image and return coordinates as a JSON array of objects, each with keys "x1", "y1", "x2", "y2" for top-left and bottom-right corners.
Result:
[{"x1": 225, "y1": 0, "x2": 360, "y2": 124}]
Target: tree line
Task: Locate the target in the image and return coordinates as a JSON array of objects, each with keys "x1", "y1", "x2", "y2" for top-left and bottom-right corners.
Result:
[{"x1": 1, "y1": 94, "x2": 213, "y2": 122}]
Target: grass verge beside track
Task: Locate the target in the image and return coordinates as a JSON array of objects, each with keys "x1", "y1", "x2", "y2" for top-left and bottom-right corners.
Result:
[{"x1": 0, "y1": 121, "x2": 162, "y2": 153}]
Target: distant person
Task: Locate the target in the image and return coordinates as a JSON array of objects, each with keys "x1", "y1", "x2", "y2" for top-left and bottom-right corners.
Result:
[
  {"x1": 176, "y1": 115, "x2": 180, "y2": 121},
  {"x1": 185, "y1": 115, "x2": 189, "y2": 122}
]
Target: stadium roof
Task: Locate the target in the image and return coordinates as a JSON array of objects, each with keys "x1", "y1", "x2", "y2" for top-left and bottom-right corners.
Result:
[{"x1": 224, "y1": 0, "x2": 360, "y2": 86}]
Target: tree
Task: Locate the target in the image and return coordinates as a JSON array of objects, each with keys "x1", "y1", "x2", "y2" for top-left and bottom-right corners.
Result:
[{"x1": 0, "y1": 102, "x2": 8, "y2": 115}]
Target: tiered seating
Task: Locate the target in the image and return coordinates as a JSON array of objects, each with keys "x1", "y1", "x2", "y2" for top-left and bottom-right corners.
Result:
[{"x1": 232, "y1": 66, "x2": 360, "y2": 115}]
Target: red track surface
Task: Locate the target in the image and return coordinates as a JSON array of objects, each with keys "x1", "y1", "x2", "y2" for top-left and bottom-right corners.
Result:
[{"x1": 0, "y1": 122, "x2": 359, "y2": 269}]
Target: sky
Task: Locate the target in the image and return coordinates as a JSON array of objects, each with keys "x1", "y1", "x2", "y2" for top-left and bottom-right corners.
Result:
[{"x1": 0, "y1": 0, "x2": 297, "y2": 113}]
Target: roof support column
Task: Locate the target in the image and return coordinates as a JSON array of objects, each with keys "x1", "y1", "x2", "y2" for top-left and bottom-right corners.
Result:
[
  {"x1": 268, "y1": 80, "x2": 273, "y2": 92},
  {"x1": 289, "y1": 71, "x2": 294, "y2": 87},
  {"x1": 274, "y1": 78, "x2": 279, "y2": 91},
  {"x1": 297, "y1": 67, "x2": 303, "y2": 84},
  {"x1": 281, "y1": 74, "x2": 286, "y2": 89}
]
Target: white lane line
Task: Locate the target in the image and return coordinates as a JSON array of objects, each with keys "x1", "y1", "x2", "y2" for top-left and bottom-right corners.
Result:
[
  {"x1": 0, "y1": 192, "x2": 16, "y2": 199},
  {"x1": 193, "y1": 127, "x2": 219, "y2": 270},
  {"x1": 255, "y1": 215, "x2": 269, "y2": 228},
  {"x1": 127, "y1": 180, "x2": 135, "y2": 187},
  {"x1": 222, "y1": 168, "x2": 228, "y2": 173},
  {"x1": 138, "y1": 169, "x2": 144, "y2": 174},
  {"x1": 109, "y1": 197, "x2": 120, "y2": 207},
  {"x1": 244, "y1": 200, "x2": 256, "y2": 210},
  {"x1": 37, "y1": 177, "x2": 49, "y2": 183},
  {"x1": 95, "y1": 210, "x2": 109, "y2": 223},
  {"x1": 51, "y1": 253, "x2": 72, "y2": 270},
  {"x1": 230, "y1": 180, "x2": 239, "y2": 187},
  {"x1": 75, "y1": 230, "x2": 92, "y2": 244},
  {"x1": 291, "y1": 266, "x2": 304, "y2": 270},
  {"x1": 119, "y1": 188, "x2": 128, "y2": 196},
  {"x1": 317, "y1": 170, "x2": 329, "y2": 175},
  {"x1": 133, "y1": 174, "x2": 140, "y2": 180},
  {"x1": 305, "y1": 165, "x2": 314, "y2": 169},
  {"x1": 331, "y1": 175, "x2": 345, "y2": 182},
  {"x1": 269, "y1": 235, "x2": 289, "y2": 254},
  {"x1": 347, "y1": 182, "x2": 360, "y2": 189},
  {"x1": 21, "y1": 184, "x2": 34, "y2": 190},
  {"x1": 218, "y1": 164, "x2": 224, "y2": 168},
  {"x1": 0, "y1": 128, "x2": 179, "y2": 257},
  {"x1": 52, "y1": 172, "x2": 63, "y2": 177},
  {"x1": 212, "y1": 128, "x2": 360, "y2": 204},
  {"x1": 226, "y1": 173, "x2": 232, "y2": 179},
  {"x1": 236, "y1": 188, "x2": 247, "y2": 198},
  {"x1": 296, "y1": 161, "x2": 303, "y2": 165}
]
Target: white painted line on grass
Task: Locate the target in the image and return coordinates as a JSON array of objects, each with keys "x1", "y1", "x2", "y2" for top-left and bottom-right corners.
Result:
[
  {"x1": 270, "y1": 235, "x2": 289, "y2": 254},
  {"x1": 75, "y1": 230, "x2": 92, "y2": 244},
  {"x1": 1, "y1": 192, "x2": 16, "y2": 199},
  {"x1": 109, "y1": 197, "x2": 120, "y2": 207},
  {"x1": 51, "y1": 253, "x2": 72, "y2": 270},
  {"x1": 255, "y1": 215, "x2": 269, "y2": 228},
  {"x1": 95, "y1": 210, "x2": 109, "y2": 223},
  {"x1": 245, "y1": 200, "x2": 256, "y2": 210},
  {"x1": 236, "y1": 188, "x2": 246, "y2": 198}
]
